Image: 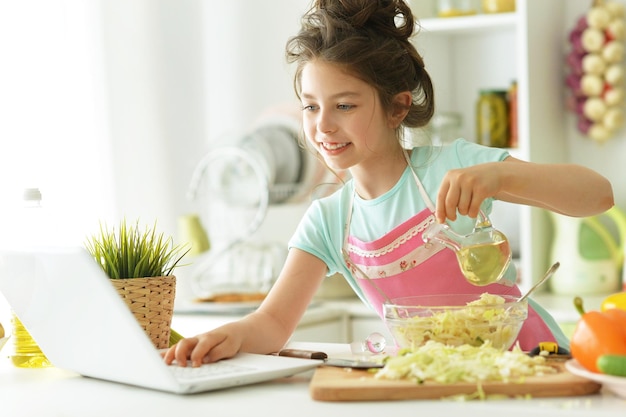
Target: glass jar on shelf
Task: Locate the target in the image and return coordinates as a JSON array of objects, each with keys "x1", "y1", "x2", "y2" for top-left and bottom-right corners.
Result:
[
  {"x1": 476, "y1": 89, "x2": 509, "y2": 148},
  {"x1": 437, "y1": 0, "x2": 478, "y2": 17},
  {"x1": 482, "y1": 0, "x2": 516, "y2": 14},
  {"x1": 508, "y1": 80, "x2": 518, "y2": 148}
]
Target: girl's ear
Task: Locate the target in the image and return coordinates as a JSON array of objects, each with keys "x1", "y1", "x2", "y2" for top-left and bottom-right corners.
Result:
[{"x1": 388, "y1": 91, "x2": 412, "y2": 128}]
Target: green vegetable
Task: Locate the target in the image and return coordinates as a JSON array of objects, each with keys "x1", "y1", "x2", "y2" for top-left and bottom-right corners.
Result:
[
  {"x1": 169, "y1": 328, "x2": 185, "y2": 347},
  {"x1": 597, "y1": 354, "x2": 626, "y2": 377}
]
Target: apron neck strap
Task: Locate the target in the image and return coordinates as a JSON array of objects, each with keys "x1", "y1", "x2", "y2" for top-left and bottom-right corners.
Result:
[
  {"x1": 402, "y1": 149, "x2": 435, "y2": 212},
  {"x1": 343, "y1": 149, "x2": 435, "y2": 249}
]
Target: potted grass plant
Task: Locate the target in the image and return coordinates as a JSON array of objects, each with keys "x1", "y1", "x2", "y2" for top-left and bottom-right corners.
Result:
[{"x1": 85, "y1": 219, "x2": 189, "y2": 349}]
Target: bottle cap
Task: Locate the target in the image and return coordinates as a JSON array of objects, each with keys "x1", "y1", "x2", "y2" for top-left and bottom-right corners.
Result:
[
  {"x1": 479, "y1": 89, "x2": 507, "y2": 95},
  {"x1": 22, "y1": 188, "x2": 42, "y2": 202}
]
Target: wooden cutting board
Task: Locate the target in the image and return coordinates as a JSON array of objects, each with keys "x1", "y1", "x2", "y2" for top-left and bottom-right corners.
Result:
[{"x1": 309, "y1": 359, "x2": 601, "y2": 402}]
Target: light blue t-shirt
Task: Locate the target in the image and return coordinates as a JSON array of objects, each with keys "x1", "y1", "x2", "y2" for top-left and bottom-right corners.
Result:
[{"x1": 289, "y1": 139, "x2": 509, "y2": 282}]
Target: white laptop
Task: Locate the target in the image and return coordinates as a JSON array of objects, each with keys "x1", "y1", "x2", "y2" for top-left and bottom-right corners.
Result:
[{"x1": 0, "y1": 246, "x2": 321, "y2": 394}]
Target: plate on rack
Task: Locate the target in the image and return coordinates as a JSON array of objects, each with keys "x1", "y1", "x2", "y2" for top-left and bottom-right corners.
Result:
[
  {"x1": 175, "y1": 299, "x2": 321, "y2": 315},
  {"x1": 175, "y1": 300, "x2": 264, "y2": 315},
  {"x1": 565, "y1": 359, "x2": 626, "y2": 399}
]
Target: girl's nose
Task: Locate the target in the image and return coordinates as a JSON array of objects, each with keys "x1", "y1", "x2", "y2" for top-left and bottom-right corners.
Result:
[{"x1": 317, "y1": 109, "x2": 337, "y2": 134}]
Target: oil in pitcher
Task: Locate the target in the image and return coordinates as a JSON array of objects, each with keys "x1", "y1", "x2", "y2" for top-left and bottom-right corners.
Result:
[
  {"x1": 456, "y1": 238, "x2": 511, "y2": 285},
  {"x1": 423, "y1": 211, "x2": 512, "y2": 286}
]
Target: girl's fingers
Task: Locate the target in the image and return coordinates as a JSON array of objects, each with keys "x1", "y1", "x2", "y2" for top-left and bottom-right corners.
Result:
[
  {"x1": 170, "y1": 337, "x2": 200, "y2": 367},
  {"x1": 436, "y1": 180, "x2": 453, "y2": 223}
]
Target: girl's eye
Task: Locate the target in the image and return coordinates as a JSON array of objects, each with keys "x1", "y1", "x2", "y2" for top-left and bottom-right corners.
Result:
[
  {"x1": 337, "y1": 104, "x2": 354, "y2": 111},
  {"x1": 301, "y1": 104, "x2": 318, "y2": 112}
]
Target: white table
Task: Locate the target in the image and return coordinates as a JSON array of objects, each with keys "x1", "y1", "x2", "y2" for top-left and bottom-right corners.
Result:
[{"x1": 1, "y1": 340, "x2": 625, "y2": 417}]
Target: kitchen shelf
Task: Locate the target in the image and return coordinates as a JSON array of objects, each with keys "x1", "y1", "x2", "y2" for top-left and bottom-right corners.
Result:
[{"x1": 419, "y1": 12, "x2": 517, "y2": 35}]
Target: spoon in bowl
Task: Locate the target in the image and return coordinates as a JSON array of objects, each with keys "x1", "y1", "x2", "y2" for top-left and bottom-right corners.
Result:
[{"x1": 519, "y1": 261, "x2": 560, "y2": 303}]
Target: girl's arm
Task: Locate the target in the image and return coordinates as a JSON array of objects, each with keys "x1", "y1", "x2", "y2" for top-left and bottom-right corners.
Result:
[
  {"x1": 163, "y1": 248, "x2": 327, "y2": 367},
  {"x1": 436, "y1": 156, "x2": 614, "y2": 223}
]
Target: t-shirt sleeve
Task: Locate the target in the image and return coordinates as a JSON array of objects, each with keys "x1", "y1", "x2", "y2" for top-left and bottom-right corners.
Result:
[
  {"x1": 288, "y1": 199, "x2": 342, "y2": 276},
  {"x1": 452, "y1": 139, "x2": 510, "y2": 166}
]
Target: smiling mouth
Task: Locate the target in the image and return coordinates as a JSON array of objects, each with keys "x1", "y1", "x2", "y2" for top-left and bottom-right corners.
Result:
[{"x1": 320, "y1": 142, "x2": 349, "y2": 151}]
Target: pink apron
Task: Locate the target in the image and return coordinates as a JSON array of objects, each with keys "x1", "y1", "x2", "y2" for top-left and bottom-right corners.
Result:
[{"x1": 342, "y1": 152, "x2": 556, "y2": 351}]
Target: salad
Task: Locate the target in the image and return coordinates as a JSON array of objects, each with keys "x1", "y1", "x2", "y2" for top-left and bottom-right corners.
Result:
[{"x1": 386, "y1": 293, "x2": 527, "y2": 349}]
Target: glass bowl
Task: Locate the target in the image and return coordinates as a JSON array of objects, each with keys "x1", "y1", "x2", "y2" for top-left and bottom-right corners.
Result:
[{"x1": 383, "y1": 293, "x2": 528, "y2": 350}]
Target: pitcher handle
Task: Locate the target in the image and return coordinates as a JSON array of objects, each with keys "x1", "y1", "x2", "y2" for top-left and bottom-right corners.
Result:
[
  {"x1": 424, "y1": 210, "x2": 492, "y2": 242},
  {"x1": 473, "y1": 209, "x2": 492, "y2": 231}
]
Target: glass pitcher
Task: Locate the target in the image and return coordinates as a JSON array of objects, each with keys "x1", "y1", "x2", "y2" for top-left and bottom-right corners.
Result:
[{"x1": 422, "y1": 211, "x2": 512, "y2": 286}]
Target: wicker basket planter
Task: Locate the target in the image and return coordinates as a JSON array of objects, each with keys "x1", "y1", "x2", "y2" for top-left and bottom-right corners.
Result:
[
  {"x1": 110, "y1": 275, "x2": 177, "y2": 349},
  {"x1": 85, "y1": 219, "x2": 189, "y2": 349}
]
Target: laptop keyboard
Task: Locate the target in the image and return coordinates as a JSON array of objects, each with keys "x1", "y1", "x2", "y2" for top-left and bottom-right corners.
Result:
[{"x1": 169, "y1": 362, "x2": 255, "y2": 381}]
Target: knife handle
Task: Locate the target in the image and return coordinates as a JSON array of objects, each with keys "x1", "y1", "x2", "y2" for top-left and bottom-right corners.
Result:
[{"x1": 277, "y1": 349, "x2": 328, "y2": 360}]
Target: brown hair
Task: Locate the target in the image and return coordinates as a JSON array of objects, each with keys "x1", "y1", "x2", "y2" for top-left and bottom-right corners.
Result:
[{"x1": 285, "y1": 0, "x2": 435, "y2": 130}]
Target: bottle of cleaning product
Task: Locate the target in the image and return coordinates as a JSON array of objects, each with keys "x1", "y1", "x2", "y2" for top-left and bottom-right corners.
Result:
[
  {"x1": 549, "y1": 206, "x2": 625, "y2": 295},
  {"x1": 11, "y1": 187, "x2": 52, "y2": 368}
]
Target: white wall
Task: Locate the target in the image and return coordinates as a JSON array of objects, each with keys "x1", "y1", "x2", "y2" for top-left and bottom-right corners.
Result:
[
  {"x1": 203, "y1": 0, "x2": 309, "y2": 140},
  {"x1": 0, "y1": 0, "x2": 115, "y2": 246},
  {"x1": 99, "y1": 0, "x2": 311, "y2": 243},
  {"x1": 98, "y1": 0, "x2": 208, "y2": 238}
]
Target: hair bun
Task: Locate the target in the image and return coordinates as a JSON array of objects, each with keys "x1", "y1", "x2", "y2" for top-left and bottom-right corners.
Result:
[{"x1": 316, "y1": 0, "x2": 414, "y2": 41}]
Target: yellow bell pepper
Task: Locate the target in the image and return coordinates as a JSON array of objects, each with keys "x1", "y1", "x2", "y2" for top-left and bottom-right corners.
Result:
[{"x1": 601, "y1": 291, "x2": 626, "y2": 312}]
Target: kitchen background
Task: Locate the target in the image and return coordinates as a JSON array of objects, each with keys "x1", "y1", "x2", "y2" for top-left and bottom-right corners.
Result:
[{"x1": 0, "y1": 0, "x2": 625, "y2": 314}]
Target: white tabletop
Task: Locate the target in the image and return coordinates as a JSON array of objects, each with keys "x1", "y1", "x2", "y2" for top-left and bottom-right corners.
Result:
[{"x1": 1, "y1": 340, "x2": 625, "y2": 417}]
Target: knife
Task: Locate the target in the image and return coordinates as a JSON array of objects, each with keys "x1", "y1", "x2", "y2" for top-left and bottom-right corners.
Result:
[{"x1": 276, "y1": 348, "x2": 384, "y2": 369}]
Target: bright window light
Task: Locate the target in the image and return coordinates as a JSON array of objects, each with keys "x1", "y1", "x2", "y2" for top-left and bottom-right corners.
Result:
[{"x1": 0, "y1": 0, "x2": 114, "y2": 247}]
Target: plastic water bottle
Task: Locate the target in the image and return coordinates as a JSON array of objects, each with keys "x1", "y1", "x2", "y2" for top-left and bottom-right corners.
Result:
[{"x1": 10, "y1": 187, "x2": 52, "y2": 368}]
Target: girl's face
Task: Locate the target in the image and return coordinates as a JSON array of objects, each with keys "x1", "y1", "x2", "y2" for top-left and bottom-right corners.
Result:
[{"x1": 299, "y1": 60, "x2": 399, "y2": 172}]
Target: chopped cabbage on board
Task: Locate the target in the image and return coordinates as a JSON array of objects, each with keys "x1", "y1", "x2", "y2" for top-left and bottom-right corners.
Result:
[{"x1": 376, "y1": 341, "x2": 557, "y2": 384}]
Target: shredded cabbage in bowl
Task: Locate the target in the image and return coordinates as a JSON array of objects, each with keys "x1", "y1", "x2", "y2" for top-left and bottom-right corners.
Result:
[
  {"x1": 376, "y1": 340, "x2": 556, "y2": 385},
  {"x1": 384, "y1": 293, "x2": 527, "y2": 350}
]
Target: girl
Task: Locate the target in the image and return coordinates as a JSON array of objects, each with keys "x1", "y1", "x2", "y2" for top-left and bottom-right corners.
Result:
[{"x1": 165, "y1": 0, "x2": 614, "y2": 367}]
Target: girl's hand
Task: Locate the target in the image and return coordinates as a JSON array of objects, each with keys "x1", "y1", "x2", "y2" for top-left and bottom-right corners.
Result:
[
  {"x1": 435, "y1": 163, "x2": 503, "y2": 223},
  {"x1": 162, "y1": 326, "x2": 243, "y2": 367}
]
